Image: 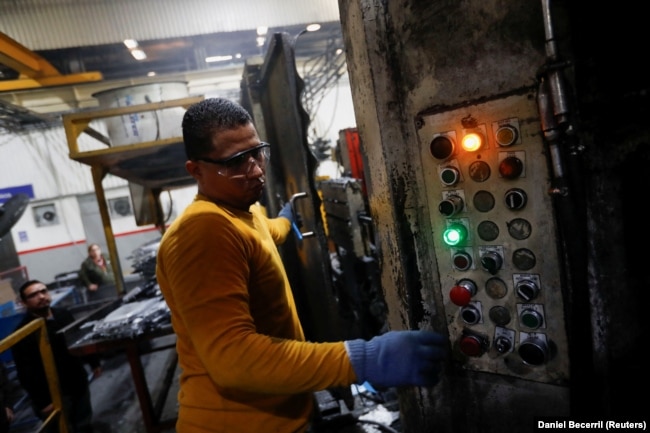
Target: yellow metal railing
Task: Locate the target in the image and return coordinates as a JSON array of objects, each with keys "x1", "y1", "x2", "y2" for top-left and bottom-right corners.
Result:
[{"x1": 0, "y1": 318, "x2": 68, "y2": 433}]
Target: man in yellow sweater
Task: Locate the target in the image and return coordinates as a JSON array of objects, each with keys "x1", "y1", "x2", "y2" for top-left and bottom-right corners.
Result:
[{"x1": 156, "y1": 97, "x2": 447, "y2": 433}]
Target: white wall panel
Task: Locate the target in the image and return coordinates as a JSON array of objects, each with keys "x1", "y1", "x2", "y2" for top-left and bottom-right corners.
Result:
[
  {"x1": 10, "y1": 195, "x2": 87, "y2": 254},
  {"x1": 0, "y1": 0, "x2": 340, "y2": 50},
  {"x1": 0, "y1": 126, "x2": 126, "y2": 200}
]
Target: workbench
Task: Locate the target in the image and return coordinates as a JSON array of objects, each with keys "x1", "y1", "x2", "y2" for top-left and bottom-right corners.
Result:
[{"x1": 61, "y1": 299, "x2": 177, "y2": 433}]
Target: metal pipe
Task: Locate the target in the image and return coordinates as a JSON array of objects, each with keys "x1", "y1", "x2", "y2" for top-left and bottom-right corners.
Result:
[
  {"x1": 537, "y1": 78, "x2": 566, "y2": 184},
  {"x1": 541, "y1": 0, "x2": 558, "y2": 60},
  {"x1": 540, "y1": 0, "x2": 570, "y2": 126},
  {"x1": 539, "y1": 0, "x2": 596, "y2": 416}
]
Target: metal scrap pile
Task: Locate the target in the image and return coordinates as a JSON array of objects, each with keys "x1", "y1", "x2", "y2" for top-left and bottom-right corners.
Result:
[{"x1": 75, "y1": 280, "x2": 171, "y2": 343}]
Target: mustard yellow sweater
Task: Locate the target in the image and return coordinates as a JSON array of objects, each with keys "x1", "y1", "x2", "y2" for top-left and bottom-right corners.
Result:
[{"x1": 156, "y1": 195, "x2": 357, "y2": 433}]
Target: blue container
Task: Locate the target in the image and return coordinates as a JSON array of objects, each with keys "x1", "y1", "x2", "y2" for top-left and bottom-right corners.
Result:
[
  {"x1": 0, "y1": 313, "x2": 26, "y2": 363},
  {"x1": 0, "y1": 301, "x2": 15, "y2": 318}
]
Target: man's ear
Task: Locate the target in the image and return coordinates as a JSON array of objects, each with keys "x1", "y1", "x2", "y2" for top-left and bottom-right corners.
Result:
[{"x1": 186, "y1": 160, "x2": 201, "y2": 180}]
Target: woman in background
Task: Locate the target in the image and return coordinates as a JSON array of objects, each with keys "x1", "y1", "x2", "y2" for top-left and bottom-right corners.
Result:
[{"x1": 79, "y1": 244, "x2": 115, "y2": 293}]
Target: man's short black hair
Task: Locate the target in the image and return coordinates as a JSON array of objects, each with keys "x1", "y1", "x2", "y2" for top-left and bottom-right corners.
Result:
[
  {"x1": 182, "y1": 98, "x2": 253, "y2": 160},
  {"x1": 18, "y1": 279, "x2": 45, "y2": 300}
]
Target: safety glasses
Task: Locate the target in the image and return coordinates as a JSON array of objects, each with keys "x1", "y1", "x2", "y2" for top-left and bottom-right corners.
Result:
[{"x1": 196, "y1": 142, "x2": 271, "y2": 179}]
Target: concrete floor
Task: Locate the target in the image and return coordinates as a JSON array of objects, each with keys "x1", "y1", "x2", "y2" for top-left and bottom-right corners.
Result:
[{"x1": 88, "y1": 347, "x2": 179, "y2": 433}]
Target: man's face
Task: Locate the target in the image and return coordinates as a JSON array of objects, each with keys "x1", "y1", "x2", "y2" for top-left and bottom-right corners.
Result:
[
  {"x1": 186, "y1": 122, "x2": 269, "y2": 210},
  {"x1": 21, "y1": 282, "x2": 52, "y2": 314}
]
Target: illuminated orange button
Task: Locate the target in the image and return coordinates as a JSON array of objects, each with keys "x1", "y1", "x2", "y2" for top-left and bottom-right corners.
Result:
[{"x1": 461, "y1": 132, "x2": 484, "y2": 152}]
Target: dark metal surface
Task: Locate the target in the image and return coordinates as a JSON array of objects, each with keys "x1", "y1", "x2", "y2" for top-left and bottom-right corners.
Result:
[{"x1": 241, "y1": 33, "x2": 359, "y2": 342}]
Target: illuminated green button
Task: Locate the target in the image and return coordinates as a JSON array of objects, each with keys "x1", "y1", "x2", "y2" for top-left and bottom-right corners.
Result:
[{"x1": 443, "y1": 223, "x2": 467, "y2": 246}]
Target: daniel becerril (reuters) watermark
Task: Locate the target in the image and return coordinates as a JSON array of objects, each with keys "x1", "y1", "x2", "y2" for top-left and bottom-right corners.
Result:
[{"x1": 537, "y1": 419, "x2": 647, "y2": 431}]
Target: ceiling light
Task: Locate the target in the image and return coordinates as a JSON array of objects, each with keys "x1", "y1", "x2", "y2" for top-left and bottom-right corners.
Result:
[
  {"x1": 123, "y1": 39, "x2": 139, "y2": 49},
  {"x1": 130, "y1": 49, "x2": 147, "y2": 60},
  {"x1": 256, "y1": 26, "x2": 268, "y2": 36},
  {"x1": 205, "y1": 55, "x2": 233, "y2": 63},
  {"x1": 256, "y1": 36, "x2": 266, "y2": 47}
]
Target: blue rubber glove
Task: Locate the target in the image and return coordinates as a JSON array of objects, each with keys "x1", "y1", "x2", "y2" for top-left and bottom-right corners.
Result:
[
  {"x1": 345, "y1": 330, "x2": 447, "y2": 388},
  {"x1": 278, "y1": 202, "x2": 294, "y2": 223}
]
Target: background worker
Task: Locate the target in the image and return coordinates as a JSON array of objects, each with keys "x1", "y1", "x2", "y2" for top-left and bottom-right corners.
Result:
[
  {"x1": 156, "y1": 97, "x2": 448, "y2": 433},
  {"x1": 12, "y1": 280, "x2": 102, "y2": 433},
  {"x1": 79, "y1": 243, "x2": 115, "y2": 293}
]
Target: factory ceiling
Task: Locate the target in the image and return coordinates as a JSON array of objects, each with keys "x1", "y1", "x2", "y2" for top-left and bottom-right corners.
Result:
[
  {"x1": 0, "y1": 21, "x2": 345, "y2": 132},
  {"x1": 0, "y1": 0, "x2": 344, "y2": 132},
  {"x1": 0, "y1": 21, "x2": 342, "y2": 84}
]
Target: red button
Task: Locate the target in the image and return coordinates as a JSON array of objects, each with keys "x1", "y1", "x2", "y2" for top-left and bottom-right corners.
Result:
[
  {"x1": 459, "y1": 335, "x2": 484, "y2": 357},
  {"x1": 450, "y1": 285, "x2": 472, "y2": 306},
  {"x1": 499, "y1": 156, "x2": 523, "y2": 179}
]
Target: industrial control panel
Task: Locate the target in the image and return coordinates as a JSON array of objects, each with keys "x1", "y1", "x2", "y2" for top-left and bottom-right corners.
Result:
[{"x1": 416, "y1": 92, "x2": 569, "y2": 384}]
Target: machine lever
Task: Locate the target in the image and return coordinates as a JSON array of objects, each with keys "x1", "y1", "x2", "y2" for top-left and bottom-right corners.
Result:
[{"x1": 289, "y1": 192, "x2": 314, "y2": 240}]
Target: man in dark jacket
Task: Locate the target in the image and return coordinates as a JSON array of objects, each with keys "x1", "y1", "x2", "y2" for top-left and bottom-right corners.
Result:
[{"x1": 12, "y1": 280, "x2": 102, "y2": 433}]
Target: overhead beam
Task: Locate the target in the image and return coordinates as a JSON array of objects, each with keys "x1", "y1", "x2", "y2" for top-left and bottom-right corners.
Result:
[
  {"x1": 0, "y1": 72, "x2": 104, "y2": 92},
  {"x1": 0, "y1": 32, "x2": 103, "y2": 90}
]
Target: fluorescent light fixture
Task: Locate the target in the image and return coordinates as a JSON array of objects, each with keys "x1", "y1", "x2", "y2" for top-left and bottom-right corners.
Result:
[
  {"x1": 147, "y1": 71, "x2": 157, "y2": 77},
  {"x1": 123, "y1": 39, "x2": 139, "y2": 49},
  {"x1": 256, "y1": 36, "x2": 266, "y2": 47},
  {"x1": 130, "y1": 49, "x2": 147, "y2": 60},
  {"x1": 256, "y1": 26, "x2": 268, "y2": 36},
  {"x1": 205, "y1": 55, "x2": 233, "y2": 63},
  {"x1": 125, "y1": 38, "x2": 146, "y2": 61}
]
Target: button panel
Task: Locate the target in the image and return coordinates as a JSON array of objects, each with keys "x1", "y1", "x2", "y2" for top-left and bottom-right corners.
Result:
[{"x1": 417, "y1": 92, "x2": 569, "y2": 384}]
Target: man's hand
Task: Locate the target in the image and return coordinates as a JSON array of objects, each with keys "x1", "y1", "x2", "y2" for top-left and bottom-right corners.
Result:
[
  {"x1": 345, "y1": 330, "x2": 448, "y2": 388},
  {"x1": 278, "y1": 202, "x2": 294, "y2": 223}
]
